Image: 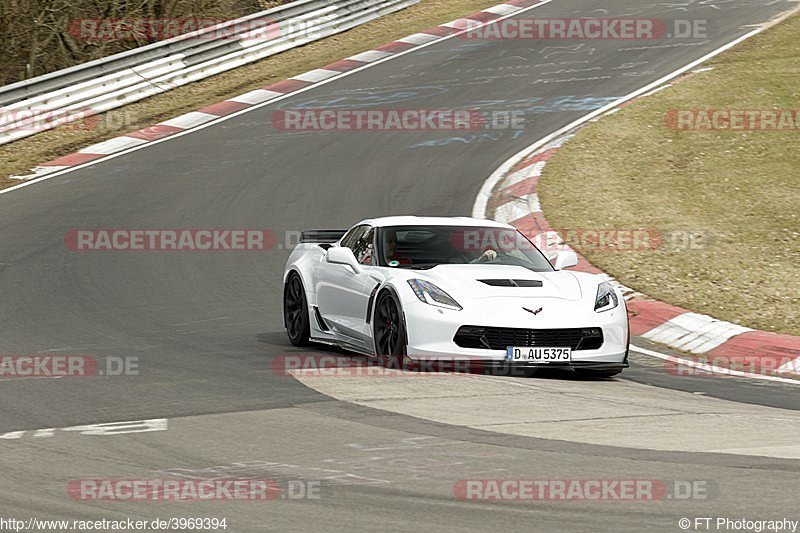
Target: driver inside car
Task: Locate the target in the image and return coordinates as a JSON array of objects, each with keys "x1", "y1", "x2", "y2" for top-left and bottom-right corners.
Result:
[
  {"x1": 447, "y1": 246, "x2": 497, "y2": 264},
  {"x1": 384, "y1": 229, "x2": 413, "y2": 266},
  {"x1": 470, "y1": 248, "x2": 497, "y2": 263}
]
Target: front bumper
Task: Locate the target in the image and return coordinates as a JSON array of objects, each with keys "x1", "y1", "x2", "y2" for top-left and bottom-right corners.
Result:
[{"x1": 402, "y1": 295, "x2": 629, "y2": 366}]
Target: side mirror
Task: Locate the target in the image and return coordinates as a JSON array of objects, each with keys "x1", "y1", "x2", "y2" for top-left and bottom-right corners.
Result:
[
  {"x1": 553, "y1": 249, "x2": 578, "y2": 270},
  {"x1": 326, "y1": 246, "x2": 361, "y2": 273}
]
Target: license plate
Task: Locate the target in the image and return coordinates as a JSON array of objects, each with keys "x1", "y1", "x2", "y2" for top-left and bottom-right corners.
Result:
[{"x1": 505, "y1": 346, "x2": 572, "y2": 363}]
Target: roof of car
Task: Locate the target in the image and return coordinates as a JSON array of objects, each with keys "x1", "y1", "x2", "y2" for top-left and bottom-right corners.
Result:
[{"x1": 356, "y1": 216, "x2": 514, "y2": 229}]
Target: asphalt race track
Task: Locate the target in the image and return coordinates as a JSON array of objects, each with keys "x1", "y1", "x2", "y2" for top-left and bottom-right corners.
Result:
[{"x1": 1, "y1": 0, "x2": 798, "y2": 531}]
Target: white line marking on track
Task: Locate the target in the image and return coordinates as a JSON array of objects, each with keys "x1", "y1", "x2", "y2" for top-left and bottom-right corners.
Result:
[
  {"x1": 170, "y1": 316, "x2": 233, "y2": 326},
  {"x1": 9, "y1": 165, "x2": 68, "y2": 180},
  {"x1": 228, "y1": 89, "x2": 283, "y2": 105},
  {"x1": 396, "y1": 33, "x2": 441, "y2": 45},
  {"x1": 292, "y1": 68, "x2": 341, "y2": 83},
  {"x1": 441, "y1": 18, "x2": 473, "y2": 28},
  {"x1": 347, "y1": 50, "x2": 394, "y2": 63},
  {"x1": 78, "y1": 136, "x2": 149, "y2": 155},
  {"x1": 483, "y1": 4, "x2": 519, "y2": 16},
  {"x1": 0, "y1": 375, "x2": 63, "y2": 383},
  {"x1": 160, "y1": 111, "x2": 219, "y2": 129},
  {"x1": 0, "y1": 418, "x2": 168, "y2": 440},
  {"x1": 630, "y1": 344, "x2": 800, "y2": 386}
]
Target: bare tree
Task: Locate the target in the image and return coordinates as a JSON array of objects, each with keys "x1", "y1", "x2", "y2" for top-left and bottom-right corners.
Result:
[{"x1": 0, "y1": 0, "x2": 285, "y2": 85}]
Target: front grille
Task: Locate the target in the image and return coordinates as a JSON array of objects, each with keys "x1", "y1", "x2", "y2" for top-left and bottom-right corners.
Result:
[{"x1": 454, "y1": 326, "x2": 603, "y2": 351}]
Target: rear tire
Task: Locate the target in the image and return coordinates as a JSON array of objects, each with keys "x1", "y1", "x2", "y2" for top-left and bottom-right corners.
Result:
[{"x1": 284, "y1": 273, "x2": 310, "y2": 346}]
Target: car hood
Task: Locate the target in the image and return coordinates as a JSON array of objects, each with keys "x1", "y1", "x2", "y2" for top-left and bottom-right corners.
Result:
[{"x1": 417, "y1": 265, "x2": 584, "y2": 301}]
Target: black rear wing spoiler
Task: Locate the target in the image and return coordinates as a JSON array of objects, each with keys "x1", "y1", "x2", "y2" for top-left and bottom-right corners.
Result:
[{"x1": 300, "y1": 230, "x2": 348, "y2": 244}]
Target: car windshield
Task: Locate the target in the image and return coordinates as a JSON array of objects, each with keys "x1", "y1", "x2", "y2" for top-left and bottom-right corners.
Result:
[{"x1": 377, "y1": 225, "x2": 554, "y2": 271}]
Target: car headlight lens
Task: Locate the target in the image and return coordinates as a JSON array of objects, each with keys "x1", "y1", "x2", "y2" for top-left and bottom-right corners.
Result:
[
  {"x1": 594, "y1": 281, "x2": 619, "y2": 312},
  {"x1": 407, "y1": 279, "x2": 462, "y2": 310}
]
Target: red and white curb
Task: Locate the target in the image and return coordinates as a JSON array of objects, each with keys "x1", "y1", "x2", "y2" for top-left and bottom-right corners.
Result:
[
  {"x1": 9, "y1": 0, "x2": 547, "y2": 181},
  {"x1": 487, "y1": 129, "x2": 800, "y2": 378}
]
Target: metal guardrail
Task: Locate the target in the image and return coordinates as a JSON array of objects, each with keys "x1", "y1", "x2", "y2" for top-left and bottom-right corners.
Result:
[{"x1": 0, "y1": 0, "x2": 419, "y2": 145}]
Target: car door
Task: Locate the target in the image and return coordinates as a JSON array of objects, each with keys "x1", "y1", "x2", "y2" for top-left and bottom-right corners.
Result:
[{"x1": 316, "y1": 225, "x2": 376, "y2": 346}]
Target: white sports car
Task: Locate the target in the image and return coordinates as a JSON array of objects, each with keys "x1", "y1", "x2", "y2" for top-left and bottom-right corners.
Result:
[{"x1": 283, "y1": 216, "x2": 628, "y2": 377}]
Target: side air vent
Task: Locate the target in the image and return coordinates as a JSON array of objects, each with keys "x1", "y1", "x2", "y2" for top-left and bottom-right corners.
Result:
[
  {"x1": 313, "y1": 306, "x2": 330, "y2": 331},
  {"x1": 478, "y1": 279, "x2": 543, "y2": 288}
]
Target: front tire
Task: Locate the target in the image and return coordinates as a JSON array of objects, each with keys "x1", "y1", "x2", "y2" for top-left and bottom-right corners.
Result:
[
  {"x1": 284, "y1": 273, "x2": 310, "y2": 346},
  {"x1": 373, "y1": 291, "x2": 407, "y2": 368}
]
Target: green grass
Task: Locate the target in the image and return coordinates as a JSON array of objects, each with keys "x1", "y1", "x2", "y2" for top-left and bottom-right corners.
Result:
[{"x1": 538, "y1": 11, "x2": 800, "y2": 336}]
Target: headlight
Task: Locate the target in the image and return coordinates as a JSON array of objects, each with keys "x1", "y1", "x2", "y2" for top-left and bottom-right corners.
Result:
[
  {"x1": 594, "y1": 281, "x2": 619, "y2": 312},
  {"x1": 407, "y1": 279, "x2": 462, "y2": 310}
]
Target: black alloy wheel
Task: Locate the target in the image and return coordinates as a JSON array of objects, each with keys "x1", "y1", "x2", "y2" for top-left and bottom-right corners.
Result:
[
  {"x1": 373, "y1": 291, "x2": 407, "y2": 368},
  {"x1": 284, "y1": 273, "x2": 310, "y2": 346}
]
